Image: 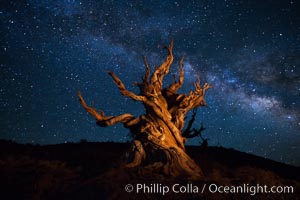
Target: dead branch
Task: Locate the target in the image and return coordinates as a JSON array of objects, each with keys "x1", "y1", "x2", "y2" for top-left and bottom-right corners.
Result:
[{"x1": 78, "y1": 91, "x2": 136, "y2": 127}]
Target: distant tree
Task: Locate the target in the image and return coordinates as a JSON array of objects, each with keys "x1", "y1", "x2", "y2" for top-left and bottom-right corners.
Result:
[{"x1": 78, "y1": 40, "x2": 212, "y2": 179}]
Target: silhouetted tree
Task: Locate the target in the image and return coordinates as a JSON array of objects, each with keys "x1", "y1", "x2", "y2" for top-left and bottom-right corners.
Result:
[{"x1": 78, "y1": 40, "x2": 212, "y2": 179}]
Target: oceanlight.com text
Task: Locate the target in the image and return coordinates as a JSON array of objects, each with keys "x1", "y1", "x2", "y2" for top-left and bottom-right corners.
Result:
[{"x1": 124, "y1": 183, "x2": 294, "y2": 196}]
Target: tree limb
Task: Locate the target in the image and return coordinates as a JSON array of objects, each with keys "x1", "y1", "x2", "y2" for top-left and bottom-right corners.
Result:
[
  {"x1": 182, "y1": 108, "x2": 197, "y2": 137},
  {"x1": 149, "y1": 39, "x2": 174, "y2": 94},
  {"x1": 166, "y1": 55, "x2": 185, "y2": 94},
  {"x1": 107, "y1": 71, "x2": 146, "y2": 102},
  {"x1": 78, "y1": 91, "x2": 136, "y2": 127},
  {"x1": 143, "y1": 55, "x2": 150, "y2": 84},
  {"x1": 179, "y1": 79, "x2": 213, "y2": 111},
  {"x1": 106, "y1": 71, "x2": 182, "y2": 148},
  {"x1": 168, "y1": 80, "x2": 212, "y2": 133},
  {"x1": 133, "y1": 56, "x2": 152, "y2": 96}
]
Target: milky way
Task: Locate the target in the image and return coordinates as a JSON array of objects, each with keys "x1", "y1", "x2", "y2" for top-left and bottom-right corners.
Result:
[{"x1": 1, "y1": 0, "x2": 299, "y2": 165}]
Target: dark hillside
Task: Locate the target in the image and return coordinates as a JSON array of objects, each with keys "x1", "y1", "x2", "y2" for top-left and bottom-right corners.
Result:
[{"x1": 0, "y1": 140, "x2": 299, "y2": 199}]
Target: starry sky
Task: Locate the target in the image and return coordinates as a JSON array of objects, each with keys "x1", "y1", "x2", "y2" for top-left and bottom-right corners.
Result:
[{"x1": 1, "y1": 0, "x2": 299, "y2": 165}]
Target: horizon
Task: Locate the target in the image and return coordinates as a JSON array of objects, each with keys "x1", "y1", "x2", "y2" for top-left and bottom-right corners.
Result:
[{"x1": 1, "y1": 138, "x2": 299, "y2": 167}]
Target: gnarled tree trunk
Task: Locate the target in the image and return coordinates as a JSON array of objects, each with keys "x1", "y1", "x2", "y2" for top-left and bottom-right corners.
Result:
[{"x1": 78, "y1": 40, "x2": 212, "y2": 179}]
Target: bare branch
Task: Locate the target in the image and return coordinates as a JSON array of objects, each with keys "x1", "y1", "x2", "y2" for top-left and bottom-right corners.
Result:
[
  {"x1": 182, "y1": 80, "x2": 212, "y2": 110},
  {"x1": 178, "y1": 55, "x2": 184, "y2": 84},
  {"x1": 149, "y1": 39, "x2": 174, "y2": 93},
  {"x1": 182, "y1": 108, "x2": 197, "y2": 137},
  {"x1": 143, "y1": 56, "x2": 150, "y2": 83},
  {"x1": 185, "y1": 126, "x2": 206, "y2": 139},
  {"x1": 168, "y1": 79, "x2": 211, "y2": 133},
  {"x1": 133, "y1": 56, "x2": 152, "y2": 96},
  {"x1": 182, "y1": 108, "x2": 206, "y2": 139},
  {"x1": 166, "y1": 55, "x2": 185, "y2": 94},
  {"x1": 78, "y1": 91, "x2": 136, "y2": 127},
  {"x1": 107, "y1": 71, "x2": 146, "y2": 102}
]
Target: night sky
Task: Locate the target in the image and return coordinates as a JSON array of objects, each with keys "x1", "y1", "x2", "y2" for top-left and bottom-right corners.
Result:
[{"x1": 1, "y1": 0, "x2": 299, "y2": 165}]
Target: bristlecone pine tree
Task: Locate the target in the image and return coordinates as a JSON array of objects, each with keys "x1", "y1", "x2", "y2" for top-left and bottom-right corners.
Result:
[{"x1": 78, "y1": 40, "x2": 212, "y2": 179}]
